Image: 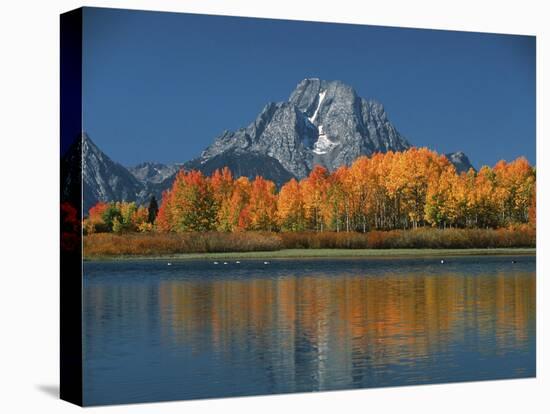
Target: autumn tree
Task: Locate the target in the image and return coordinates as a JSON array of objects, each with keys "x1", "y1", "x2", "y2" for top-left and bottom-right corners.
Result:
[
  {"x1": 383, "y1": 151, "x2": 409, "y2": 229},
  {"x1": 155, "y1": 190, "x2": 174, "y2": 232},
  {"x1": 211, "y1": 167, "x2": 234, "y2": 202},
  {"x1": 347, "y1": 157, "x2": 368, "y2": 232},
  {"x1": 471, "y1": 166, "x2": 500, "y2": 228},
  {"x1": 425, "y1": 166, "x2": 461, "y2": 228},
  {"x1": 101, "y1": 203, "x2": 123, "y2": 232},
  {"x1": 231, "y1": 177, "x2": 253, "y2": 231},
  {"x1": 369, "y1": 152, "x2": 391, "y2": 230},
  {"x1": 211, "y1": 167, "x2": 236, "y2": 231},
  {"x1": 399, "y1": 148, "x2": 450, "y2": 229},
  {"x1": 302, "y1": 165, "x2": 330, "y2": 231},
  {"x1": 86, "y1": 201, "x2": 110, "y2": 233},
  {"x1": 325, "y1": 166, "x2": 350, "y2": 232},
  {"x1": 133, "y1": 205, "x2": 150, "y2": 232},
  {"x1": 493, "y1": 158, "x2": 535, "y2": 225},
  {"x1": 277, "y1": 178, "x2": 306, "y2": 231},
  {"x1": 90, "y1": 148, "x2": 536, "y2": 235},
  {"x1": 115, "y1": 202, "x2": 137, "y2": 233},
  {"x1": 171, "y1": 170, "x2": 217, "y2": 232},
  {"x1": 246, "y1": 176, "x2": 278, "y2": 231}
]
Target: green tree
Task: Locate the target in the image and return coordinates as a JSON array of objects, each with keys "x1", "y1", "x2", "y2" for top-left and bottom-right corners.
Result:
[
  {"x1": 147, "y1": 196, "x2": 159, "y2": 224},
  {"x1": 101, "y1": 203, "x2": 122, "y2": 232}
]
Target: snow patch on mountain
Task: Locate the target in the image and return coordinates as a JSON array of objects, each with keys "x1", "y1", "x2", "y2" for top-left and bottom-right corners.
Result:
[
  {"x1": 72, "y1": 79, "x2": 476, "y2": 206},
  {"x1": 312, "y1": 125, "x2": 339, "y2": 155},
  {"x1": 308, "y1": 90, "x2": 326, "y2": 124}
]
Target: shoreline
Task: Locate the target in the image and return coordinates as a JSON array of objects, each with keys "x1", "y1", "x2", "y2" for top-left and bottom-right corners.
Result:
[{"x1": 84, "y1": 247, "x2": 536, "y2": 262}]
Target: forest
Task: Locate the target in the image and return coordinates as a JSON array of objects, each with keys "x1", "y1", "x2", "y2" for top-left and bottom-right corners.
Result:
[
  {"x1": 84, "y1": 147, "x2": 536, "y2": 235},
  {"x1": 82, "y1": 147, "x2": 536, "y2": 256}
]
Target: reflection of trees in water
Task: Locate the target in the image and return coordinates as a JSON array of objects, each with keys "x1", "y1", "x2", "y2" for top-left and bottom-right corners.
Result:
[
  {"x1": 84, "y1": 282, "x2": 160, "y2": 360},
  {"x1": 144, "y1": 270, "x2": 534, "y2": 388},
  {"x1": 83, "y1": 268, "x2": 534, "y2": 391}
]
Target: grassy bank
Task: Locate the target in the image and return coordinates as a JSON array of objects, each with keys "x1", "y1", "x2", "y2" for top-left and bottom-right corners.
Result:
[
  {"x1": 84, "y1": 227, "x2": 535, "y2": 259},
  {"x1": 85, "y1": 247, "x2": 535, "y2": 261}
]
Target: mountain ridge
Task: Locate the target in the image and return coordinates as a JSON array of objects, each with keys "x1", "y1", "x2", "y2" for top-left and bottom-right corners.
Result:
[
  {"x1": 195, "y1": 78, "x2": 412, "y2": 180},
  {"x1": 67, "y1": 78, "x2": 475, "y2": 211},
  {"x1": 81, "y1": 134, "x2": 147, "y2": 212}
]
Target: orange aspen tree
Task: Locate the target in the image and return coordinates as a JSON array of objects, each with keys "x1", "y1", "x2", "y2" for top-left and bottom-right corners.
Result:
[
  {"x1": 230, "y1": 177, "x2": 252, "y2": 231},
  {"x1": 211, "y1": 167, "x2": 236, "y2": 231},
  {"x1": 247, "y1": 176, "x2": 278, "y2": 231},
  {"x1": 160, "y1": 170, "x2": 218, "y2": 231},
  {"x1": 155, "y1": 189, "x2": 175, "y2": 232},
  {"x1": 349, "y1": 157, "x2": 374, "y2": 232},
  {"x1": 277, "y1": 178, "x2": 306, "y2": 231},
  {"x1": 301, "y1": 165, "x2": 330, "y2": 231},
  {"x1": 325, "y1": 166, "x2": 349, "y2": 232}
]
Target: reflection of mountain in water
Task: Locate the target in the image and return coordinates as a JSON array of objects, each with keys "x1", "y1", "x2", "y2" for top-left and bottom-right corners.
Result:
[
  {"x1": 156, "y1": 270, "x2": 535, "y2": 387},
  {"x1": 83, "y1": 257, "x2": 535, "y2": 405}
]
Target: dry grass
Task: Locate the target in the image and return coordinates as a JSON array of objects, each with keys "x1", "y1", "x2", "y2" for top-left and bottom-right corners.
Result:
[
  {"x1": 84, "y1": 226, "x2": 535, "y2": 258},
  {"x1": 84, "y1": 232, "x2": 282, "y2": 257},
  {"x1": 280, "y1": 226, "x2": 535, "y2": 249}
]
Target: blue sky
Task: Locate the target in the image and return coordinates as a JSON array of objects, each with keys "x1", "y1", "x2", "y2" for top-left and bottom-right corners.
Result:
[{"x1": 82, "y1": 7, "x2": 535, "y2": 168}]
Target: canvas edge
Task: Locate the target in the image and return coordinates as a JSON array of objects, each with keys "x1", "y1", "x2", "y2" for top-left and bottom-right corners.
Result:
[{"x1": 60, "y1": 7, "x2": 84, "y2": 407}]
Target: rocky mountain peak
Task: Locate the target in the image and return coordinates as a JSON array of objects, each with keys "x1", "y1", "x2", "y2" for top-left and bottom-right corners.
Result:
[
  {"x1": 288, "y1": 78, "x2": 357, "y2": 119},
  {"x1": 194, "y1": 78, "x2": 411, "y2": 181},
  {"x1": 445, "y1": 151, "x2": 475, "y2": 174},
  {"x1": 128, "y1": 162, "x2": 183, "y2": 184},
  {"x1": 72, "y1": 79, "x2": 476, "y2": 209},
  {"x1": 78, "y1": 134, "x2": 147, "y2": 212}
]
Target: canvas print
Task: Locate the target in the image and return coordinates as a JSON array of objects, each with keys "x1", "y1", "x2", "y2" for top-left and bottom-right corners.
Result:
[{"x1": 60, "y1": 7, "x2": 536, "y2": 406}]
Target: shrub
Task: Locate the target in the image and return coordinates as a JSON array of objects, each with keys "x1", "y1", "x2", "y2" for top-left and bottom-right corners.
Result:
[
  {"x1": 84, "y1": 232, "x2": 283, "y2": 257},
  {"x1": 84, "y1": 227, "x2": 535, "y2": 258}
]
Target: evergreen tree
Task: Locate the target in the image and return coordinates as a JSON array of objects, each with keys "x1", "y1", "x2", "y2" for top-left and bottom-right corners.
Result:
[{"x1": 148, "y1": 196, "x2": 159, "y2": 224}]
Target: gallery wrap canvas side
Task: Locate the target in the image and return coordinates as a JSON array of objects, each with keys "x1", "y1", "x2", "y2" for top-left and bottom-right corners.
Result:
[
  {"x1": 60, "y1": 6, "x2": 536, "y2": 407},
  {"x1": 60, "y1": 8, "x2": 83, "y2": 407}
]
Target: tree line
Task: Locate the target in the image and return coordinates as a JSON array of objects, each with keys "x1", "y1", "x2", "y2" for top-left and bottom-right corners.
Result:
[{"x1": 84, "y1": 147, "x2": 536, "y2": 234}]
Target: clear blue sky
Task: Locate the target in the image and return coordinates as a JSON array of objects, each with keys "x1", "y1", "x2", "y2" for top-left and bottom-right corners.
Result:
[{"x1": 82, "y1": 7, "x2": 535, "y2": 168}]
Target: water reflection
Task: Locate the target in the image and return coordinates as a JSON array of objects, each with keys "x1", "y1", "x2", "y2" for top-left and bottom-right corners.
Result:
[{"x1": 83, "y1": 257, "x2": 535, "y2": 405}]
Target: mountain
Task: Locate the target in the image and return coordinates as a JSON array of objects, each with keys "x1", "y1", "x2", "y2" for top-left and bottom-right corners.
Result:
[
  {"x1": 185, "y1": 150, "x2": 295, "y2": 184},
  {"x1": 73, "y1": 78, "x2": 476, "y2": 209},
  {"x1": 192, "y1": 78, "x2": 411, "y2": 182},
  {"x1": 78, "y1": 134, "x2": 147, "y2": 212},
  {"x1": 128, "y1": 162, "x2": 183, "y2": 184},
  {"x1": 445, "y1": 151, "x2": 474, "y2": 174},
  {"x1": 62, "y1": 135, "x2": 171, "y2": 212}
]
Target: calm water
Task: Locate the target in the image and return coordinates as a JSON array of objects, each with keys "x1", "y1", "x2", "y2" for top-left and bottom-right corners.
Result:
[{"x1": 83, "y1": 255, "x2": 536, "y2": 406}]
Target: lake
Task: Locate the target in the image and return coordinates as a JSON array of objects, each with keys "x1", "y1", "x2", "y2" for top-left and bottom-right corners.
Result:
[{"x1": 83, "y1": 255, "x2": 536, "y2": 406}]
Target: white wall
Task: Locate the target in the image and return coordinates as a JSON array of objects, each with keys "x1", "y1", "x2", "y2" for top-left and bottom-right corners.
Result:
[{"x1": 0, "y1": 1, "x2": 547, "y2": 413}]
